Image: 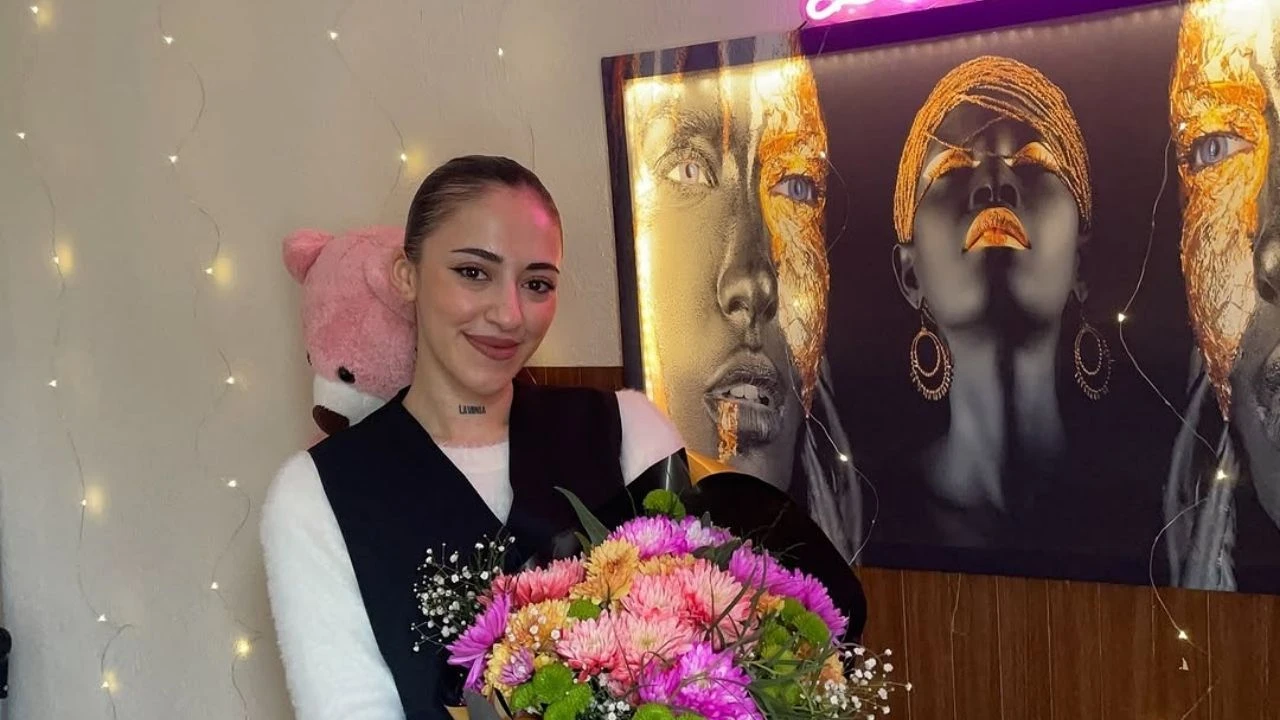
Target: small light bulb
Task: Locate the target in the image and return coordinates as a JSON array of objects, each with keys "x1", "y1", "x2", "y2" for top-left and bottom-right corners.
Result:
[
  {"x1": 1178, "y1": 122, "x2": 1188, "y2": 132},
  {"x1": 329, "y1": 30, "x2": 339, "y2": 40},
  {"x1": 49, "y1": 379, "x2": 58, "y2": 388},
  {"x1": 497, "y1": 47, "x2": 504, "y2": 57},
  {"x1": 163, "y1": 35, "x2": 174, "y2": 45},
  {"x1": 16, "y1": 131, "x2": 25, "y2": 140},
  {"x1": 30, "y1": 6, "x2": 39, "y2": 15},
  {"x1": 80, "y1": 498, "x2": 87, "y2": 507},
  {"x1": 97, "y1": 614, "x2": 107, "y2": 623},
  {"x1": 1177, "y1": 629, "x2": 1189, "y2": 641},
  {"x1": 226, "y1": 479, "x2": 238, "y2": 488},
  {"x1": 52, "y1": 254, "x2": 60, "y2": 265},
  {"x1": 400, "y1": 152, "x2": 408, "y2": 162},
  {"x1": 1116, "y1": 312, "x2": 1127, "y2": 323},
  {"x1": 224, "y1": 375, "x2": 236, "y2": 385},
  {"x1": 101, "y1": 680, "x2": 110, "y2": 690},
  {"x1": 838, "y1": 453, "x2": 850, "y2": 463},
  {"x1": 204, "y1": 266, "x2": 214, "y2": 275},
  {"x1": 235, "y1": 637, "x2": 252, "y2": 657},
  {"x1": 168, "y1": 154, "x2": 178, "y2": 164},
  {"x1": 819, "y1": 150, "x2": 827, "y2": 159},
  {"x1": 210, "y1": 581, "x2": 220, "y2": 590},
  {"x1": 1215, "y1": 469, "x2": 1229, "y2": 481}
]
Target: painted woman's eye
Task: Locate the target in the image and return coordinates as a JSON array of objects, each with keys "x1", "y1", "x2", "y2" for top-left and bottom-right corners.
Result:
[
  {"x1": 454, "y1": 266, "x2": 487, "y2": 281},
  {"x1": 667, "y1": 160, "x2": 713, "y2": 187},
  {"x1": 1188, "y1": 133, "x2": 1252, "y2": 171},
  {"x1": 525, "y1": 279, "x2": 556, "y2": 295},
  {"x1": 771, "y1": 175, "x2": 820, "y2": 205}
]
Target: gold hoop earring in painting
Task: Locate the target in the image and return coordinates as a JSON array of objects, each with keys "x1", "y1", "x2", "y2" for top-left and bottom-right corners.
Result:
[
  {"x1": 910, "y1": 306, "x2": 952, "y2": 401},
  {"x1": 1073, "y1": 311, "x2": 1112, "y2": 400}
]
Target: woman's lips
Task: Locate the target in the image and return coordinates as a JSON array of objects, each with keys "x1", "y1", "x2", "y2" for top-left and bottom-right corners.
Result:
[
  {"x1": 703, "y1": 353, "x2": 785, "y2": 453},
  {"x1": 465, "y1": 334, "x2": 520, "y2": 362},
  {"x1": 964, "y1": 207, "x2": 1030, "y2": 252}
]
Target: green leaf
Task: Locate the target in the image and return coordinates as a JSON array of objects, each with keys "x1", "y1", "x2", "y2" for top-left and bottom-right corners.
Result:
[
  {"x1": 567, "y1": 599, "x2": 602, "y2": 620},
  {"x1": 556, "y1": 487, "x2": 611, "y2": 546},
  {"x1": 561, "y1": 684, "x2": 593, "y2": 713},
  {"x1": 634, "y1": 704, "x2": 676, "y2": 720},
  {"x1": 531, "y1": 663, "x2": 574, "y2": 704},
  {"x1": 642, "y1": 489, "x2": 686, "y2": 519}
]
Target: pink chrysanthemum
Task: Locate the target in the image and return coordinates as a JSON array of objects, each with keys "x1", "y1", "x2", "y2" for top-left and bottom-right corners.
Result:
[
  {"x1": 637, "y1": 641, "x2": 762, "y2": 720},
  {"x1": 773, "y1": 570, "x2": 848, "y2": 640},
  {"x1": 621, "y1": 572, "x2": 686, "y2": 620},
  {"x1": 678, "y1": 560, "x2": 753, "y2": 643},
  {"x1": 446, "y1": 593, "x2": 509, "y2": 692},
  {"x1": 512, "y1": 558, "x2": 584, "y2": 607},
  {"x1": 679, "y1": 516, "x2": 732, "y2": 550},
  {"x1": 610, "y1": 516, "x2": 685, "y2": 559},
  {"x1": 555, "y1": 613, "x2": 620, "y2": 680},
  {"x1": 726, "y1": 544, "x2": 790, "y2": 594},
  {"x1": 612, "y1": 614, "x2": 696, "y2": 684}
]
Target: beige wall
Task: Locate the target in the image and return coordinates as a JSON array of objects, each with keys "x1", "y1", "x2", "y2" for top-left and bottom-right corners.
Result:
[{"x1": 0, "y1": 0, "x2": 801, "y2": 717}]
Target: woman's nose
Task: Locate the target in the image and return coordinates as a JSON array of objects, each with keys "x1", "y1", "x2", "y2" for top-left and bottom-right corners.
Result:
[
  {"x1": 716, "y1": 220, "x2": 778, "y2": 345},
  {"x1": 969, "y1": 160, "x2": 1021, "y2": 211},
  {"x1": 1256, "y1": 221, "x2": 1280, "y2": 306},
  {"x1": 487, "y1": 283, "x2": 524, "y2": 330}
]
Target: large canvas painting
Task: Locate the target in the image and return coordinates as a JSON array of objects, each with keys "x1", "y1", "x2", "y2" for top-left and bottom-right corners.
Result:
[{"x1": 602, "y1": 0, "x2": 1280, "y2": 594}]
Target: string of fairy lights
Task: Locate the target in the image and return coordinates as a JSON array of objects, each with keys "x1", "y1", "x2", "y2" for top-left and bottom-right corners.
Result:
[
  {"x1": 328, "y1": 0, "x2": 408, "y2": 220},
  {"x1": 15, "y1": 4, "x2": 137, "y2": 717},
  {"x1": 152, "y1": 1, "x2": 261, "y2": 716}
]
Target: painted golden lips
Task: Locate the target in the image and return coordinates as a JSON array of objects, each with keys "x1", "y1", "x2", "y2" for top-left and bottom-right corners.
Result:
[{"x1": 964, "y1": 207, "x2": 1030, "y2": 252}]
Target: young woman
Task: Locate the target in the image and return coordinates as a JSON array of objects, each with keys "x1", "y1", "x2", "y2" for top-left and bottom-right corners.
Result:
[
  {"x1": 888, "y1": 56, "x2": 1104, "y2": 549},
  {"x1": 615, "y1": 34, "x2": 862, "y2": 559},
  {"x1": 261, "y1": 156, "x2": 686, "y2": 719}
]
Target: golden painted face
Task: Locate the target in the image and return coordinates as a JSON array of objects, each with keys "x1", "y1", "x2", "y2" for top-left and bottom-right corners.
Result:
[
  {"x1": 625, "y1": 51, "x2": 829, "y2": 486},
  {"x1": 1170, "y1": 0, "x2": 1273, "y2": 417}
]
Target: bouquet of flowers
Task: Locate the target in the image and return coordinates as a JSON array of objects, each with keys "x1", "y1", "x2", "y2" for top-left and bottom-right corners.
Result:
[{"x1": 414, "y1": 489, "x2": 908, "y2": 720}]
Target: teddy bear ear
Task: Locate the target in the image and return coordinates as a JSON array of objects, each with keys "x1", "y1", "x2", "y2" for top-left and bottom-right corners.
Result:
[{"x1": 283, "y1": 229, "x2": 334, "y2": 283}]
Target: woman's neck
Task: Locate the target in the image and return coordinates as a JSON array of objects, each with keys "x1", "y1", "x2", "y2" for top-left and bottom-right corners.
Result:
[
  {"x1": 401, "y1": 351, "x2": 513, "y2": 447},
  {"x1": 929, "y1": 324, "x2": 1066, "y2": 511}
]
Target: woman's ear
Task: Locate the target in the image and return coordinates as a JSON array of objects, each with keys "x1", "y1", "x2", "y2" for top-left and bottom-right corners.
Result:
[
  {"x1": 892, "y1": 244, "x2": 924, "y2": 310},
  {"x1": 390, "y1": 253, "x2": 418, "y2": 304}
]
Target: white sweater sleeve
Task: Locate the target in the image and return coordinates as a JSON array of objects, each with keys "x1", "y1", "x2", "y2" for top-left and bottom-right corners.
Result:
[
  {"x1": 615, "y1": 390, "x2": 686, "y2": 484},
  {"x1": 261, "y1": 452, "x2": 406, "y2": 720}
]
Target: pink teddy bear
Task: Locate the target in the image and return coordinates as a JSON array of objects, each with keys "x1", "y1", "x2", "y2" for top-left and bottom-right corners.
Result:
[{"x1": 283, "y1": 225, "x2": 416, "y2": 437}]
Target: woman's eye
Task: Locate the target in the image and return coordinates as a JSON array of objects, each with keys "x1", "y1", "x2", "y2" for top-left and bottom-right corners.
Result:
[
  {"x1": 770, "y1": 175, "x2": 820, "y2": 205},
  {"x1": 454, "y1": 266, "x2": 487, "y2": 281},
  {"x1": 525, "y1": 279, "x2": 556, "y2": 295},
  {"x1": 666, "y1": 160, "x2": 713, "y2": 187},
  {"x1": 1188, "y1": 133, "x2": 1252, "y2": 171}
]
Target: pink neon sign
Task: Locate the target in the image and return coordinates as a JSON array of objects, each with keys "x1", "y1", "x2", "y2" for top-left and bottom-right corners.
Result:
[{"x1": 803, "y1": 0, "x2": 983, "y2": 26}]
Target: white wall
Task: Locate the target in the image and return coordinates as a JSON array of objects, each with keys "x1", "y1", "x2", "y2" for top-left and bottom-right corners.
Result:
[{"x1": 0, "y1": 0, "x2": 801, "y2": 716}]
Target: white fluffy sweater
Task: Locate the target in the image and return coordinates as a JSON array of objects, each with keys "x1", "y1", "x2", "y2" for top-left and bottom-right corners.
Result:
[{"x1": 261, "y1": 390, "x2": 684, "y2": 720}]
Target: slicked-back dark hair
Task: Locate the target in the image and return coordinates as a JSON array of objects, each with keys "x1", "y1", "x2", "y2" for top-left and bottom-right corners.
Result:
[{"x1": 403, "y1": 155, "x2": 561, "y2": 262}]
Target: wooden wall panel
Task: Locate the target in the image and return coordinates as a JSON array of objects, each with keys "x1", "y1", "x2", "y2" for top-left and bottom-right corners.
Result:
[{"x1": 541, "y1": 365, "x2": 1278, "y2": 719}]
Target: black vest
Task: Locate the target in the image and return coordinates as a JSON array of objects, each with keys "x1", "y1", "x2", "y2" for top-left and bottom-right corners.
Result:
[{"x1": 309, "y1": 383, "x2": 625, "y2": 720}]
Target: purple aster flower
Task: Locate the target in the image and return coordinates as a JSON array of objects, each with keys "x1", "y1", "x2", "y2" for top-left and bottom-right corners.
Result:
[
  {"x1": 726, "y1": 545, "x2": 790, "y2": 593},
  {"x1": 773, "y1": 571, "x2": 848, "y2": 640},
  {"x1": 637, "y1": 641, "x2": 762, "y2": 720},
  {"x1": 610, "y1": 515, "x2": 685, "y2": 559},
  {"x1": 498, "y1": 647, "x2": 535, "y2": 687},
  {"x1": 679, "y1": 516, "x2": 732, "y2": 550},
  {"x1": 446, "y1": 593, "x2": 510, "y2": 692}
]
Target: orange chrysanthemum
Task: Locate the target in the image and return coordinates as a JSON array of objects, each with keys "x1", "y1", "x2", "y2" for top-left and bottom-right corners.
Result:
[{"x1": 573, "y1": 540, "x2": 640, "y2": 603}]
